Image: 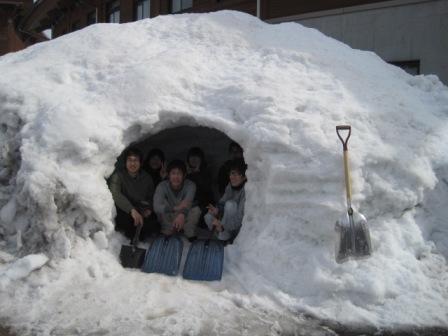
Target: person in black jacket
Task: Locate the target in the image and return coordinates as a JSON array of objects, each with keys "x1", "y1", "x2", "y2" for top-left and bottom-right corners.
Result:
[{"x1": 143, "y1": 148, "x2": 167, "y2": 187}]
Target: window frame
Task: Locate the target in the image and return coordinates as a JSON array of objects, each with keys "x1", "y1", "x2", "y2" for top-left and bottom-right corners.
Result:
[
  {"x1": 389, "y1": 60, "x2": 420, "y2": 76},
  {"x1": 171, "y1": 0, "x2": 192, "y2": 13},
  {"x1": 135, "y1": 0, "x2": 150, "y2": 20},
  {"x1": 86, "y1": 10, "x2": 97, "y2": 26},
  {"x1": 71, "y1": 20, "x2": 81, "y2": 32},
  {"x1": 107, "y1": 0, "x2": 121, "y2": 23}
]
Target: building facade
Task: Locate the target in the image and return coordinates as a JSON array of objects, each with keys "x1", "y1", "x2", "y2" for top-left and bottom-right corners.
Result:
[
  {"x1": 262, "y1": 0, "x2": 448, "y2": 84},
  {"x1": 4, "y1": 0, "x2": 448, "y2": 84},
  {"x1": 19, "y1": 0, "x2": 255, "y2": 39},
  {"x1": 0, "y1": 0, "x2": 33, "y2": 55}
]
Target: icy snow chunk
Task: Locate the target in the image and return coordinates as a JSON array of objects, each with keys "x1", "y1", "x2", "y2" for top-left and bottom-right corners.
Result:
[
  {"x1": 0, "y1": 197, "x2": 16, "y2": 224},
  {"x1": 0, "y1": 254, "x2": 48, "y2": 281},
  {"x1": 0, "y1": 250, "x2": 14, "y2": 263},
  {"x1": 93, "y1": 231, "x2": 108, "y2": 249}
]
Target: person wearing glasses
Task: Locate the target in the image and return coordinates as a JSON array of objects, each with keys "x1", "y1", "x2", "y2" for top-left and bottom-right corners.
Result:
[
  {"x1": 205, "y1": 158, "x2": 247, "y2": 244},
  {"x1": 217, "y1": 141, "x2": 245, "y2": 196},
  {"x1": 109, "y1": 147, "x2": 159, "y2": 241}
]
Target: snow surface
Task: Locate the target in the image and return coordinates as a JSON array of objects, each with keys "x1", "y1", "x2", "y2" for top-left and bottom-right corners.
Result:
[{"x1": 1, "y1": 10, "x2": 448, "y2": 335}]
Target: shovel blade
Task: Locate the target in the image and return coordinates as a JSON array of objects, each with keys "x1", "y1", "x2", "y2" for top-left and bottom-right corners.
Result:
[
  {"x1": 120, "y1": 245, "x2": 146, "y2": 268},
  {"x1": 335, "y1": 209, "x2": 372, "y2": 263}
]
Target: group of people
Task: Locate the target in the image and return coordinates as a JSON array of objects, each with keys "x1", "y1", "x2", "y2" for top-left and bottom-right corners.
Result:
[{"x1": 109, "y1": 142, "x2": 247, "y2": 244}]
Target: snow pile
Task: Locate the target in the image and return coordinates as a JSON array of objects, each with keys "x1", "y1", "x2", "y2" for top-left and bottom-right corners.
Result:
[{"x1": 0, "y1": 10, "x2": 448, "y2": 334}]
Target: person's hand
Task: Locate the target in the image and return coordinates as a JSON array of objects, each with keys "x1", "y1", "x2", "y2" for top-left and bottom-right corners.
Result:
[
  {"x1": 212, "y1": 218, "x2": 223, "y2": 232},
  {"x1": 142, "y1": 209, "x2": 152, "y2": 218},
  {"x1": 174, "y1": 200, "x2": 190, "y2": 211},
  {"x1": 173, "y1": 213, "x2": 186, "y2": 232},
  {"x1": 130, "y1": 208, "x2": 143, "y2": 226},
  {"x1": 206, "y1": 204, "x2": 219, "y2": 216}
]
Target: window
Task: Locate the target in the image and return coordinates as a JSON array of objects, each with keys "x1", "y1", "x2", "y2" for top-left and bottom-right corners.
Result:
[
  {"x1": 171, "y1": 0, "x2": 192, "y2": 13},
  {"x1": 135, "y1": 0, "x2": 150, "y2": 20},
  {"x1": 107, "y1": 0, "x2": 120, "y2": 23},
  {"x1": 389, "y1": 60, "x2": 420, "y2": 76},
  {"x1": 71, "y1": 20, "x2": 81, "y2": 32},
  {"x1": 87, "y1": 10, "x2": 97, "y2": 26}
]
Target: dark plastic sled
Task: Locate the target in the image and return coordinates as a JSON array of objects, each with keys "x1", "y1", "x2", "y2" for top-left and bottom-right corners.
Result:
[
  {"x1": 141, "y1": 235, "x2": 183, "y2": 276},
  {"x1": 183, "y1": 239, "x2": 224, "y2": 281}
]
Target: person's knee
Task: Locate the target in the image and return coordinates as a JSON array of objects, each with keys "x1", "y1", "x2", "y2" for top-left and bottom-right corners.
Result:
[{"x1": 188, "y1": 206, "x2": 201, "y2": 222}]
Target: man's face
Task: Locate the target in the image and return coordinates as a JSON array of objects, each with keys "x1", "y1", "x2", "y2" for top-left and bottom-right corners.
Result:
[
  {"x1": 168, "y1": 168, "x2": 185, "y2": 190},
  {"x1": 126, "y1": 155, "x2": 141, "y2": 175},
  {"x1": 149, "y1": 156, "x2": 162, "y2": 170},
  {"x1": 229, "y1": 169, "x2": 246, "y2": 187}
]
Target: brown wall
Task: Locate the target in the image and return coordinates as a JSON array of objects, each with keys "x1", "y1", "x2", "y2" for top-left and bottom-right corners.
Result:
[
  {"x1": 52, "y1": 0, "x2": 255, "y2": 38},
  {"x1": 0, "y1": 6, "x2": 26, "y2": 56},
  {"x1": 261, "y1": 0, "x2": 395, "y2": 20},
  {"x1": 182, "y1": 0, "x2": 256, "y2": 15}
]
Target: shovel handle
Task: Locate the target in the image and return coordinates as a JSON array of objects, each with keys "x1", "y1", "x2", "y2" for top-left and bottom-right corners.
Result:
[
  {"x1": 336, "y1": 125, "x2": 352, "y2": 204},
  {"x1": 132, "y1": 224, "x2": 143, "y2": 248},
  {"x1": 336, "y1": 125, "x2": 351, "y2": 151}
]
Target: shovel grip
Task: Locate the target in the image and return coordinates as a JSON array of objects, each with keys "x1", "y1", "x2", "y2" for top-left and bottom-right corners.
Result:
[{"x1": 336, "y1": 125, "x2": 351, "y2": 151}]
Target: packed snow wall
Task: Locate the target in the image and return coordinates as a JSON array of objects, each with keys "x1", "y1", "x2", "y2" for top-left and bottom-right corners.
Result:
[{"x1": 1, "y1": 11, "x2": 448, "y2": 325}]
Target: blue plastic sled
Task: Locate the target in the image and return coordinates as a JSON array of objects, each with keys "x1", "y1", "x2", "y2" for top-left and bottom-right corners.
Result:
[
  {"x1": 141, "y1": 235, "x2": 183, "y2": 276},
  {"x1": 183, "y1": 239, "x2": 224, "y2": 281}
]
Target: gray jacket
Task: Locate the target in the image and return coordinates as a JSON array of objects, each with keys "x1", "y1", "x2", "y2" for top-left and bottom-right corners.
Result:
[
  {"x1": 153, "y1": 179, "x2": 196, "y2": 216},
  {"x1": 218, "y1": 183, "x2": 246, "y2": 231}
]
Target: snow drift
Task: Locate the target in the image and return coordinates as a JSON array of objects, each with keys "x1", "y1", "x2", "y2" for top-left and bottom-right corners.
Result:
[{"x1": 1, "y1": 10, "x2": 448, "y2": 334}]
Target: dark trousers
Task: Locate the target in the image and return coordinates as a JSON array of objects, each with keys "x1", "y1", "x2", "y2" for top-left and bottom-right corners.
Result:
[{"x1": 115, "y1": 207, "x2": 160, "y2": 241}]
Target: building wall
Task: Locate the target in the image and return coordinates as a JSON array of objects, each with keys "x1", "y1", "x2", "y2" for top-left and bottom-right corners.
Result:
[
  {"x1": 53, "y1": 0, "x2": 255, "y2": 38},
  {"x1": 0, "y1": 6, "x2": 26, "y2": 55},
  {"x1": 184, "y1": 0, "x2": 255, "y2": 15},
  {"x1": 261, "y1": 0, "x2": 392, "y2": 19},
  {"x1": 267, "y1": 0, "x2": 448, "y2": 84}
]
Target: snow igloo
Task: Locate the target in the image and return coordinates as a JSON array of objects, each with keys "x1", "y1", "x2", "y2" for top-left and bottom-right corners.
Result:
[{"x1": 1, "y1": 10, "x2": 448, "y2": 332}]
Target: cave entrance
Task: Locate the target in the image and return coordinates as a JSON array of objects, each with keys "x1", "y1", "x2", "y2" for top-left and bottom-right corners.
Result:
[{"x1": 112, "y1": 125, "x2": 246, "y2": 243}]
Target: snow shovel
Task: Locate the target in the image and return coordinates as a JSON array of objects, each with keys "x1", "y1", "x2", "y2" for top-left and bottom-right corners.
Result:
[
  {"x1": 119, "y1": 224, "x2": 146, "y2": 268},
  {"x1": 335, "y1": 125, "x2": 372, "y2": 263},
  {"x1": 141, "y1": 235, "x2": 183, "y2": 276},
  {"x1": 182, "y1": 236, "x2": 224, "y2": 281}
]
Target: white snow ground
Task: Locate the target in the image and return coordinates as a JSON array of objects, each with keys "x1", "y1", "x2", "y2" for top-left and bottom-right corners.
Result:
[{"x1": 0, "y1": 11, "x2": 448, "y2": 335}]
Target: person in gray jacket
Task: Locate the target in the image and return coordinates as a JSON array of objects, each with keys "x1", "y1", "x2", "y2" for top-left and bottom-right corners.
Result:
[
  {"x1": 153, "y1": 160, "x2": 201, "y2": 241},
  {"x1": 109, "y1": 147, "x2": 159, "y2": 240},
  {"x1": 205, "y1": 159, "x2": 247, "y2": 243}
]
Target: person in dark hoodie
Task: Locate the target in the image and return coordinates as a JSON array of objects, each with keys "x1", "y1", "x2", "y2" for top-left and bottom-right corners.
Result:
[
  {"x1": 109, "y1": 147, "x2": 159, "y2": 240},
  {"x1": 186, "y1": 147, "x2": 214, "y2": 226},
  {"x1": 153, "y1": 160, "x2": 200, "y2": 241},
  {"x1": 205, "y1": 158, "x2": 247, "y2": 243},
  {"x1": 143, "y1": 148, "x2": 167, "y2": 187}
]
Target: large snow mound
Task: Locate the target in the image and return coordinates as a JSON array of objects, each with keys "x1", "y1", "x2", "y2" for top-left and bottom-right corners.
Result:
[{"x1": 1, "y1": 11, "x2": 448, "y2": 333}]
